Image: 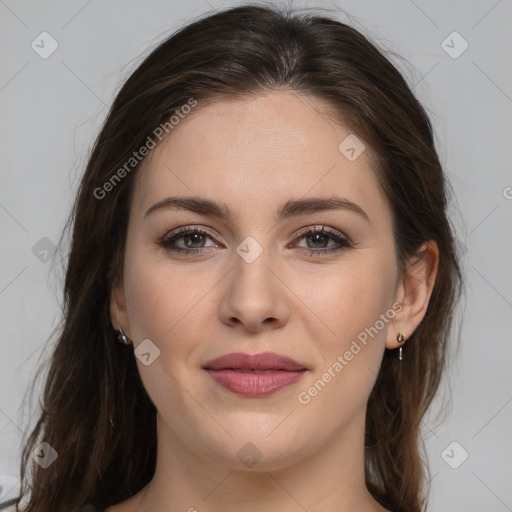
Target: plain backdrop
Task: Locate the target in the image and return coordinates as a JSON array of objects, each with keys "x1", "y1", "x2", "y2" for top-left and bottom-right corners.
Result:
[{"x1": 0, "y1": 1, "x2": 511, "y2": 511}]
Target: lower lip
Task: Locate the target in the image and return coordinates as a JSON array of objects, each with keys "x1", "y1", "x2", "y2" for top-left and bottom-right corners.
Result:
[{"x1": 204, "y1": 369, "x2": 306, "y2": 396}]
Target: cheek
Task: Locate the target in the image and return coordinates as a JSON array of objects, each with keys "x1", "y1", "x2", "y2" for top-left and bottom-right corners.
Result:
[
  {"x1": 295, "y1": 253, "x2": 397, "y2": 402},
  {"x1": 122, "y1": 245, "x2": 211, "y2": 405},
  {"x1": 122, "y1": 215, "x2": 212, "y2": 337},
  {"x1": 124, "y1": 256, "x2": 208, "y2": 345},
  {"x1": 299, "y1": 259, "x2": 395, "y2": 342}
]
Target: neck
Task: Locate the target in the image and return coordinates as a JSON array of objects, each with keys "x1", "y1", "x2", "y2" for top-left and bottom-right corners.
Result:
[{"x1": 136, "y1": 411, "x2": 387, "y2": 512}]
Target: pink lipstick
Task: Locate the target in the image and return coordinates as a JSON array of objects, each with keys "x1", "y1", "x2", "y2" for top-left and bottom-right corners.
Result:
[{"x1": 202, "y1": 352, "x2": 308, "y2": 397}]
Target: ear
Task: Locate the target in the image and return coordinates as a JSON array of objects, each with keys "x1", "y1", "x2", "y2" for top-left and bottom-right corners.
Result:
[
  {"x1": 109, "y1": 279, "x2": 130, "y2": 335},
  {"x1": 386, "y1": 240, "x2": 439, "y2": 349}
]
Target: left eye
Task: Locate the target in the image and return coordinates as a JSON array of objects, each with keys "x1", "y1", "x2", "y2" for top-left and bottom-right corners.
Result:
[
  {"x1": 292, "y1": 227, "x2": 352, "y2": 255},
  {"x1": 158, "y1": 226, "x2": 352, "y2": 256}
]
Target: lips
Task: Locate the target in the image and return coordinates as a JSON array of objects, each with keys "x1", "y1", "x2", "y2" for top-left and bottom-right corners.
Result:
[
  {"x1": 202, "y1": 352, "x2": 307, "y2": 372},
  {"x1": 202, "y1": 352, "x2": 308, "y2": 397}
]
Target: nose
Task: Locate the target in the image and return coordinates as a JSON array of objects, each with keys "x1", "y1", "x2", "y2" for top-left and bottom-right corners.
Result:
[{"x1": 219, "y1": 248, "x2": 290, "y2": 333}]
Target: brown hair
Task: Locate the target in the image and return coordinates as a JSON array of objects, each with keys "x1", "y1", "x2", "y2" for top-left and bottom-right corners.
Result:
[{"x1": 3, "y1": 3, "x2": 463, "y2": 511}]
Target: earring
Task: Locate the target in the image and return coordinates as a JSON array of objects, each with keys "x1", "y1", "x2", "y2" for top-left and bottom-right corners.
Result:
[
  {"x1": 117, "y1": 327, "x2": 131, "y2": 345},
  {"x1": 397, "y1": 332, "x2": 406, "y2": 361}
]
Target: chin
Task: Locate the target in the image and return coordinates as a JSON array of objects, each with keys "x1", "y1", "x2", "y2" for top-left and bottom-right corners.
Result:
[{"x1": 199, "y1": 426, "x2": 308, "y2": 472}]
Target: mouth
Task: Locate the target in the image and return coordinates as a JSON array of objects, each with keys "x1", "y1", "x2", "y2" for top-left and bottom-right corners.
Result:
[{"x1": 202, "y1": 352, "x2": 308, "y2": 396}]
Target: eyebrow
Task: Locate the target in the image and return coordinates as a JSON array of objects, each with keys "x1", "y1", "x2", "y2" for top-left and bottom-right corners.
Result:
[{"x1": 144, "y1": 195, "x2": 371, "y2": 224}]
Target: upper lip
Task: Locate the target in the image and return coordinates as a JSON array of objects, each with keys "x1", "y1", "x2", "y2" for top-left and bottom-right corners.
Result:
[{"x1": 202, "y1": 352, "x2": 308, "y2": 371}]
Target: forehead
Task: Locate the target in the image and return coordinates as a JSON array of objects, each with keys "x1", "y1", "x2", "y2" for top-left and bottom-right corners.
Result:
[{"x1": 132, "y1": 91, "x2": 390, "y2": 224}]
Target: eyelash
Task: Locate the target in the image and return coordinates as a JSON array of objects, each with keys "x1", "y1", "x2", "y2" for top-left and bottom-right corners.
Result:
[{"x1": 157, "y1": 225, "x2": 353, "y2": 257}]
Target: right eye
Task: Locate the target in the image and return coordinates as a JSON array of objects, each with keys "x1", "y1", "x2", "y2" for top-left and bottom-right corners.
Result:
[{"x1": 157, "y1": 226, "x2": 220, "y2": 255}]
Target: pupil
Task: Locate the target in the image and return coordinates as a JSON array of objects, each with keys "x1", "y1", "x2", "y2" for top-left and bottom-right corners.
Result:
[
  {"x1": 186, "y1": 233, "x2": 204, "y2": 247},
  {"x1": 310, "y1": 233, "x2": 327, "y2": 248}
]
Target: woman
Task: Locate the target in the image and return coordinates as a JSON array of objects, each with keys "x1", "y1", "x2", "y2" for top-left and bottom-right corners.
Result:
[{"x1": 2, "y1": 3, "x2": 462, "y2": 512}]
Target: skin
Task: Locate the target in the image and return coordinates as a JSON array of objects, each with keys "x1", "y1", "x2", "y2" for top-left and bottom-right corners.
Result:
[{"x1": 107, "y1": 90, "x2": 438, "y2": 512}]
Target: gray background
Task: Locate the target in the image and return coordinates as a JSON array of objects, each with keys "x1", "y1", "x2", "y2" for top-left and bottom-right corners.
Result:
[{"x1": 1, "y1": 0, "x2": 511, "y2": 510}]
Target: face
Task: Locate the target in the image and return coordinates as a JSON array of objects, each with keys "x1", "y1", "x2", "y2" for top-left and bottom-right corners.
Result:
[{"x1": 113, "y1": 91, "x2": 403, "y2": 471}]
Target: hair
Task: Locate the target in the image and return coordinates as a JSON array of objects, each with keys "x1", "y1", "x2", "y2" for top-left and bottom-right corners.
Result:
[{"x1": 2, "y1": 3, "x2": 463, "y2": 512}]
